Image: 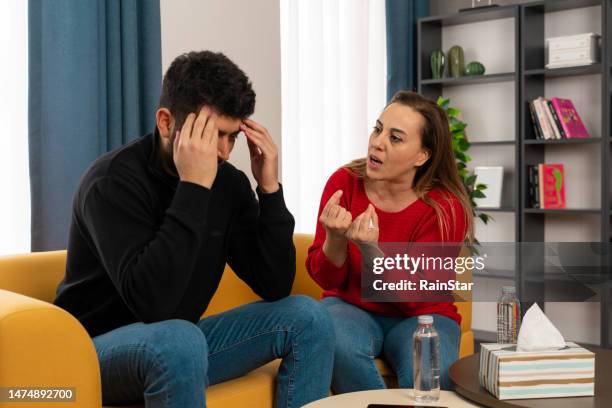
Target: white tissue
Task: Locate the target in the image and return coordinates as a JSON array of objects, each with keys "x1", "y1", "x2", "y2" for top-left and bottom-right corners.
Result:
[{"x1": 516, "y1": 303, "x2": 565, "y2": 352}]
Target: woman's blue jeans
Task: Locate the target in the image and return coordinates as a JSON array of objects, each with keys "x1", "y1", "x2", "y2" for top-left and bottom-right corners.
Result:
[
  {"x1": 92, "y1": 295, "x2": 335, "y2": 408},
  {"x1": 320, "y1": 296, "x2": 460, "y2": 393}
]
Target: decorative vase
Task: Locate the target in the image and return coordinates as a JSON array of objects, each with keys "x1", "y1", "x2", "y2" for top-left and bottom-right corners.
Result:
[
  {"x1": 466, "y1": 61, "x2": 486, "y2": 76},
  {"x1": 448, "y1": 45, "x2": 465, "y2": 78},
  {"x1": 430, "y1": 50, "x2": 445, "y2": 79}
]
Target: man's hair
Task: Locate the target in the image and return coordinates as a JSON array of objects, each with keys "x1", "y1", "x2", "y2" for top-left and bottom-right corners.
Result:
[{"x1": 159, "y1": 51, "x2": 256, "y2": 129}]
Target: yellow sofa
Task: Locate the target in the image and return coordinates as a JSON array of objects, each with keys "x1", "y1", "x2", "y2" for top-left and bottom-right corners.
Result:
[{"x1": 0, "y1": 234, "x2": 473, "y2": 408}]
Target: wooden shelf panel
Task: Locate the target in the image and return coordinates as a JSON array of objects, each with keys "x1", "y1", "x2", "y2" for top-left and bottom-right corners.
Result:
[
  {"x1": 421, "y1": 72, "x2": 515, "y2": 87},
  {"x1": 475, "y1": 207, "x2": 516, "y2": 212},
  {"x1": 469, "y1": 140, "x2": 516, "y2": 146},
  {"x1": 420, "y1": 5, "x2": 518, "y2": 27},
  {"x1": 524, "y1": 208, "x2": 601, "y2": 214},
  {"x1": 523, "y1": 0, "x2": 602, "y2": 13},
  {"x1": 524, "y1": 64, "x2": 601, "y2": 78},
  {"x1": 543, "y1": 0, "x2": 601, "y2": 13},
  {"x1": 524, "y1": 138, "x2": 602, "y2": 145}
]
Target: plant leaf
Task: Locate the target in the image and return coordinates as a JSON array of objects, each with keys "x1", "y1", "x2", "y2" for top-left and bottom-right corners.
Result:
[
  {"x1": 447, "y1": 107, "x2": 461, "y2": 117},
  {"x1": 479, "y1": 213, "x2": 491, "y2": 224},
  {"x1": 437, "y1": 97, "x2": 450, "y2": 109},
  {"x1": 472, "y1": 190, "x2": 486, "y2": 198},
  {"x1": 452, "y1": 122, "x2": 467, "y2": 132}
]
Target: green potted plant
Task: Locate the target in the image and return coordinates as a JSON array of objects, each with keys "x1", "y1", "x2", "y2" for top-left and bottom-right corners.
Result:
[{"x1": 436, "y1": 96, "x2": 490, "y2": 229}]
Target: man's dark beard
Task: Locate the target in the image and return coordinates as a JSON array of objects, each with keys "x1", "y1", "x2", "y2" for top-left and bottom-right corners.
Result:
[{"x1": 158, "y1": 132, "x2": 179, "y2": 178}]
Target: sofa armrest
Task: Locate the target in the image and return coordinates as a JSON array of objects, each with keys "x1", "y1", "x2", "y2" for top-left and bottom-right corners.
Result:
[{"x1": 0, "y1": 289, "x2": 101, "y2": 407}]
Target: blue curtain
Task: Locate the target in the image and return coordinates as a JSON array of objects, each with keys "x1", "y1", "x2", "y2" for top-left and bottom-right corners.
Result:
[
  {"x1": 29, "y1": 0, "x2": 162, "y2": 251},
  {"x1": 385, "y1": 0, "x2": 429, "y2": 101}
]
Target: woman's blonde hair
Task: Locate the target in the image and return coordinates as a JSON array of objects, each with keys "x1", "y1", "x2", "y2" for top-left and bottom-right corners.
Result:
[{"x1": 344, "y1": 91, "x2": 474, "y2": 243}]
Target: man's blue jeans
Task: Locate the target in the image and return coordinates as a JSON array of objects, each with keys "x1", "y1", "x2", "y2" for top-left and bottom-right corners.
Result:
[
  {"x1": 320, "y1": 296, "x2": 460, "y2": 393},
  {"x1": 92, "y1": 295, "x2": 335, "y2": 407}
]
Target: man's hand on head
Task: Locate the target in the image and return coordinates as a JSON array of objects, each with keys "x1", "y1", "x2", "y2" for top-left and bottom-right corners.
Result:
[
  {"x1": 173, "y1": 107, "x2": 219, "y2": 189},
  {"x1": 240, "y1": 119, "x2": 279, "y2": 194}
]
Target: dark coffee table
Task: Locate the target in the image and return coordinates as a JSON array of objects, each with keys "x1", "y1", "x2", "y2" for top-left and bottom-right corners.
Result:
[{"x1": 449, "y1": 345, "x2": 611, "y2": 408}]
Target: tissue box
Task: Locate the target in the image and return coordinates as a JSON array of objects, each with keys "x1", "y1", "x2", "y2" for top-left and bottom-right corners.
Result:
[{"x1": 479, "y1": 342, "x2": 594, "y2": 400}]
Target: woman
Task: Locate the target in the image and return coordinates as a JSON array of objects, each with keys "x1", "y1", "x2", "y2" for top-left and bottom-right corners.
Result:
[{"x1": 306, "y1": 90, "x2": 474, "y2": 393}]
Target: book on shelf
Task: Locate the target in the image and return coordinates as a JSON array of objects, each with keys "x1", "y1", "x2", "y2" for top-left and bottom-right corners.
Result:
[
  {"x1": 529, "y1": 97, "x2": 590, "y2": 140},
  {"x1": 531, "y1": 98, "x2": 555, "y2": 140},
  {"x1": 550, "y1": 97, "x2": 591, "y2": 138},
  {"x1": 527, "y1": 163, "x2": 565, "y2": 209},
  {"x1": 546, "y1": 100, "x2": 566, "y2": 138},
  {"x1": 538, "y1": 163, "x2": 566, "y2": 209},
  {"x1": 528, "y1": 102, "x2": 544, "y2": 140},
  {"x1": 540, "y1": 97, "x2": 562, "y2": 140},
  {"x1": 527, "y1": 165, "x2": 540, "y2": 208}
]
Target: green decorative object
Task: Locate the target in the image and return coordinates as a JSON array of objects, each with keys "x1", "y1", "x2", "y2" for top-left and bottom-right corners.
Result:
[
  {"x1": 465, "y1": 61, "x2": 486, "y2": 76},
  {"x1": 430, "y1": 50, "x2": 445, "y2": 79},
  {"x1": 448, "y1": 45, "x2": 465, "y2": 77}
]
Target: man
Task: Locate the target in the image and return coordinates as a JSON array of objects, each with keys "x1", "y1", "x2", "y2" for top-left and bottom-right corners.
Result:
[{"x1": 54, "y1": 51, "x2": 334, "y2": 408}]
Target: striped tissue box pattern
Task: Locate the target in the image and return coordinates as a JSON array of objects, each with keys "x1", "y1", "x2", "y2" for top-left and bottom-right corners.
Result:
[{"x1": 479, "y1": 342, "x2": 595, "y2": 400}]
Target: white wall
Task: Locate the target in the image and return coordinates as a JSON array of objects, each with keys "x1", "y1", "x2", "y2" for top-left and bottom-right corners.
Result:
[{"x1": 160, "y1": 0, "x2": 282, "y2": 186}]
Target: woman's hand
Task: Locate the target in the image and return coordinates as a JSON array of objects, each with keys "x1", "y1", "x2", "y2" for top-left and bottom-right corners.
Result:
[
  {"x1": 346, "y1": 204, "x2": 379, "y2": 246},
  {"x1": 319, "y1": 190, "x2": 352, "y2": 240},
  {"x1": 346, "y1": 204, "x2": 383, "y2": 266},
  {"x1": 320, "y1": 190, "x2": 352, "y2": 267}
]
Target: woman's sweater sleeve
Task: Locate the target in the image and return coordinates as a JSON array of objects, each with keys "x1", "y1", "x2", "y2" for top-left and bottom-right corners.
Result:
[{"x1": 306, "y1": 170, "x2": 351, "y2": 290}]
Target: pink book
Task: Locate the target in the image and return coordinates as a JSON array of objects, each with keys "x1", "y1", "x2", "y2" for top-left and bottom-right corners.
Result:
[
  {"x1": 550, "y1": 97, "x2": 590, "y2": 138},
  {"x1": 538, "y1": 163, "x2": 566, "y2": 209}
]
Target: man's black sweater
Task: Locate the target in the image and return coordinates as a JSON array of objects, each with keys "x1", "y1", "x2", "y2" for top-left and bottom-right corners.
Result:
[{"x1": 54, "y1": 133, "x2": 296, "y2": 338}]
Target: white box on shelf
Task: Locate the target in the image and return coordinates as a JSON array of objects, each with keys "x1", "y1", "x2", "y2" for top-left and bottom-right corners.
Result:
[
  {"x1": 545, "y1": 33, "x2": 600, "y2": 69},
  {"x1": 546, "y1": 33, "x2": 600, "y2": 51},
  {"x1": 474, "y1": 166, "x2": 503, "y2": 208},
  {"x1": 548, "y1": 48, "x2": 597, "y2": 65}
]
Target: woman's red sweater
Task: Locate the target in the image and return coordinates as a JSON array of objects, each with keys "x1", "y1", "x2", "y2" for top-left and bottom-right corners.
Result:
[{"x1": 306, "y1": 168, "x2": 467, "y2": 325}]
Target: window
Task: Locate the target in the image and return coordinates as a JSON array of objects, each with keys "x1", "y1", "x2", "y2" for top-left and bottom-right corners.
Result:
[
  {"x1": 0, "y1": 1, "x2": 30, "y2": 255},
  {"x1": 280, "y1": 0, "x2": 387, "y2": 233}
]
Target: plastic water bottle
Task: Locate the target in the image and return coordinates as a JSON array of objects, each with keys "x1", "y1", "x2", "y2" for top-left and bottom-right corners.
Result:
[
  {"x1": 497, "y1": 286, "x2": 521, "y2": 344},
  {"x1": 413, "y1": 315, "x2": 440, "y2": 402}
]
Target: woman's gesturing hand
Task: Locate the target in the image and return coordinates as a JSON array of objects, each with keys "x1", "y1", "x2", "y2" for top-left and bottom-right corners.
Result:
[
  {"x1": 319, "y1": 190, "x2": 352, "y2": 241},
  {"x1": 346, "y1": 204, "x2": 379, "y2": 246}
]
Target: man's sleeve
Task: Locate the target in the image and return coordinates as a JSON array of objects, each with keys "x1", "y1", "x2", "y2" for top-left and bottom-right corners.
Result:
[
  {"x1": 227, "y1": 173, "x2": 296, "y2": 301},
  {"x1": 82, "y1": 175, "x2": 211, "y2": 322}
]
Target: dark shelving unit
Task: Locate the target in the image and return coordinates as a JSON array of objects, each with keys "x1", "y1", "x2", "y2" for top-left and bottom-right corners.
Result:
[
  {"x1": 418, "y1": 0, "x2": 612, "y2": 348},
  {"x1": 520, "y1": 0, "x2": 611, "y2": 348}
]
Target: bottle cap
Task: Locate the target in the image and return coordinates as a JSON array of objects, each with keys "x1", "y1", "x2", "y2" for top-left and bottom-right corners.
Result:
[
  {"x1": 502, "y1": 286, "x2": 516, "y2": 294},
  {"x1": 418, "y1": 315, "x2": 433, "y2": 325}
]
